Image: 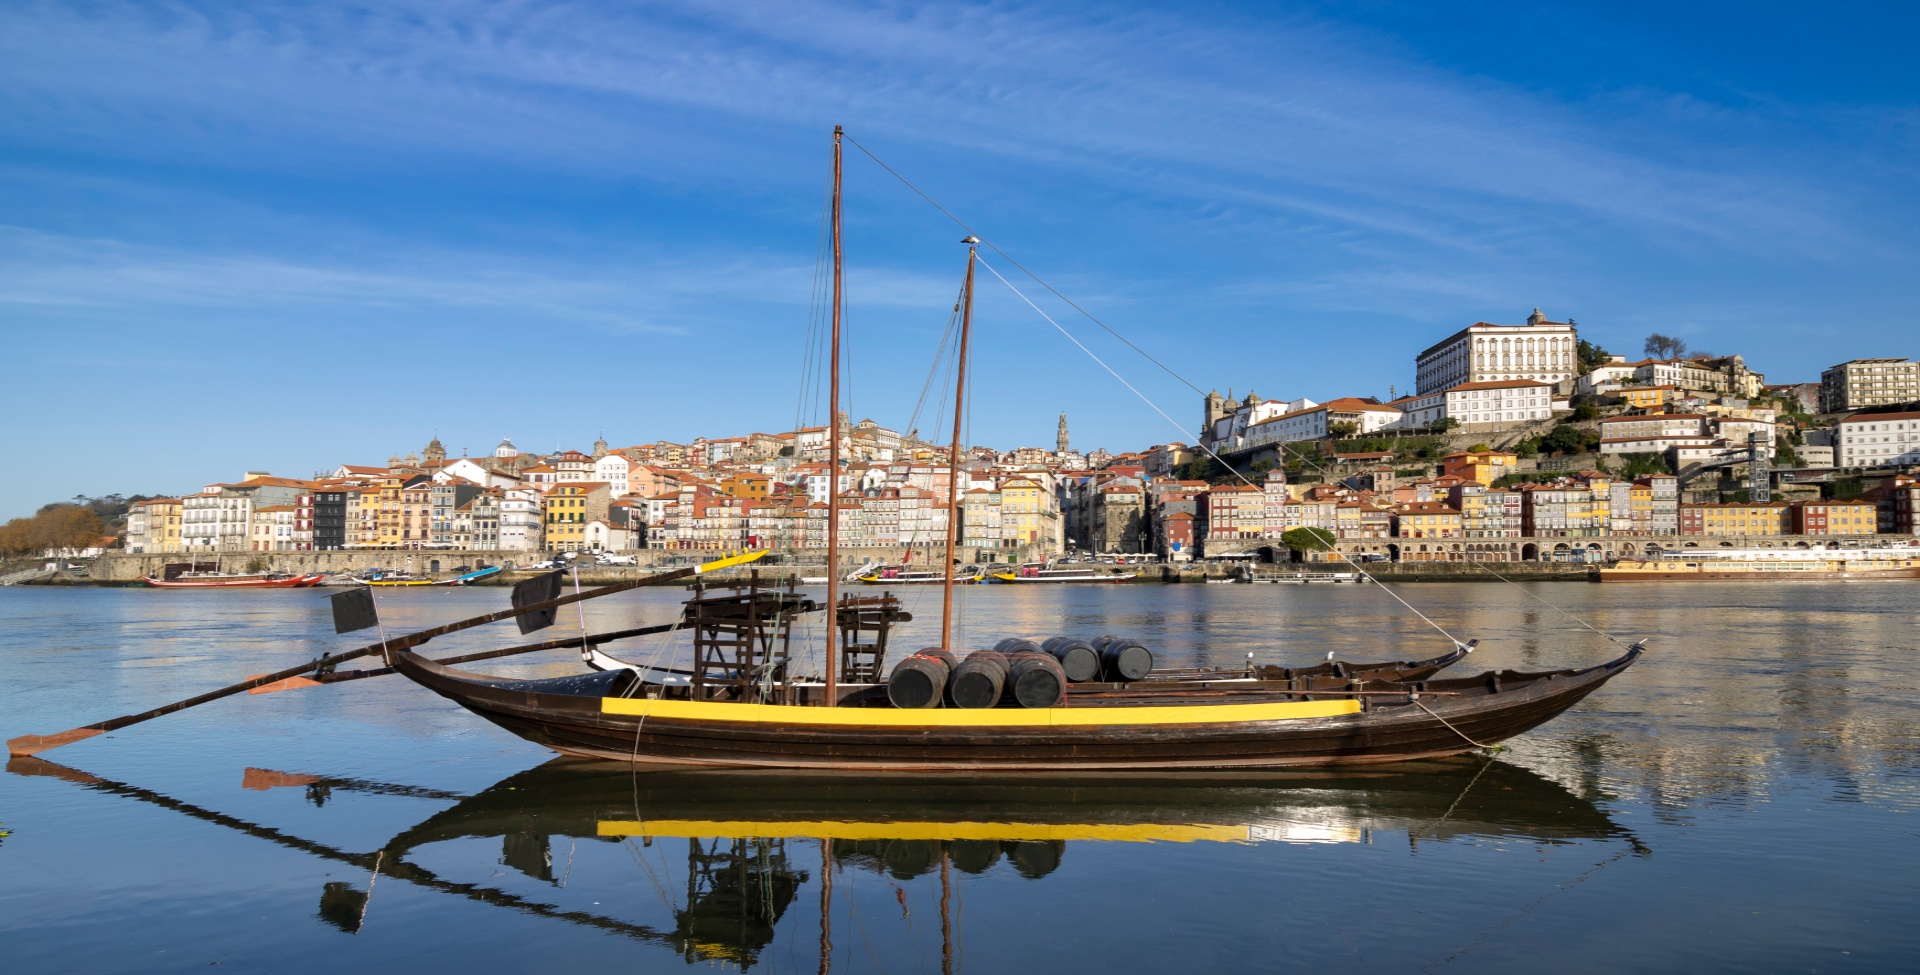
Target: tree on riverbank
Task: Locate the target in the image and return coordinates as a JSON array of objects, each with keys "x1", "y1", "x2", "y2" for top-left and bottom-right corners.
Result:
[{"x1": 0, "y1": 505, "x2": 109, "y2": 557}]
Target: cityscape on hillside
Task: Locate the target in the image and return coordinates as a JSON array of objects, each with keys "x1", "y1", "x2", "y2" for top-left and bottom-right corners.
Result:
[{"x1": 49, "y1": 308, "x2": 1910, "y2": 568}]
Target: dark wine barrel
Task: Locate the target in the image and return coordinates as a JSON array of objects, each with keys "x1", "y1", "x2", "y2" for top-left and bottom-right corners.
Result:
[
  {"x1": 1040, "y1": 636, "x2": 1102, "y2": 682},
  {"x1": 1005, "y1": 650, "x2": 1066, "y2": 708},
  {"x1": 887, "y1": 648, "x2": 953, "y2": 709},
  {"x1": 1094, "y1": 635, "x2": 1154, "y2": 682},
  {"x1": 992, "y1": 637, "x2": 1044, "y2": 656},
  {"x1": 948, "y1": 650, "x2": 1009, "y2": 709}
]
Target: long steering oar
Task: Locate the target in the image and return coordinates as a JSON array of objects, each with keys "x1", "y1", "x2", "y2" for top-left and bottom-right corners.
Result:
[{"x1": 7, "y1": 550, "x2": 768, "y2": 756}]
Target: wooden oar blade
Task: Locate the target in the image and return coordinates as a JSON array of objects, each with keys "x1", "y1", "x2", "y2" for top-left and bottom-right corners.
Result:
[
  {"x1": 511, "y1": 571, "x2": 563, "y2": 634},
  {"x1": 8, "y1": 728, "x2": 104, "y2": 757},
  {"x1": 247, "y1": 675, "x2": 325, "y2": 696},
  {"x1": 331, "y1": 587, "x2": 380, "y2": 634}
]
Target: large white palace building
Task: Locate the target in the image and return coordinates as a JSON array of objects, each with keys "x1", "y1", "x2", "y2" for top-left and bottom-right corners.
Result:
[{"x1": 1414, "y1": 308, "x2": 1578, "y2": 395}]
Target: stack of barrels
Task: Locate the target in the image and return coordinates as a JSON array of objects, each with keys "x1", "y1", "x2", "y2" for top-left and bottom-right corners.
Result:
[{"x1": 886, "y1": 634, "x2": 1154, "y2": 710}]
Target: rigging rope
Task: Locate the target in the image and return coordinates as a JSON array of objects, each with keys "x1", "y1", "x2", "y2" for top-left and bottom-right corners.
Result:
[
  {"x1": 843, "y1": 129, "x2": 1624, "y2": 650},
  {"x1": 1412, "y1": 697, "x2": 1503, "y2": 752},
  {"x1": 975, "y1": 254, "x2": 1467, "y2": 649},
  {"x1": 842, "y1": 133, "x2": 1203, "y2": 395}
]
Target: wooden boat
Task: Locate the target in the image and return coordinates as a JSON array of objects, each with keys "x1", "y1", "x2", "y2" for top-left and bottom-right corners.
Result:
[
  {"x1": 142, "y1": 572, "x2": 323, "y2": 589},
  {"x1": 990, "y1": 562, "x2": 1139, "y2": 583},
  {"x1": 856, "y1": 563, "x2": 984, "y2": 584},
  {"x1": 432, "y1": 565, "x2": 504, "y2": 586},
  {"x1": 393, "y1": 641, "x2": 1636, "y2": 770},
  {"x1": 390, "y1": 126, "x2": 1638, "y2": 773},
  {"x1": 1598, "y1": 547, "x2": 1920, "y2": 582}
]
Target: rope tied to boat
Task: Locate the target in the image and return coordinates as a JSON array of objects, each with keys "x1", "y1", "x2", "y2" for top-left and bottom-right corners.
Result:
[{"x1": 1411, "y1": 696, "x2": 1505, "y2": 753}]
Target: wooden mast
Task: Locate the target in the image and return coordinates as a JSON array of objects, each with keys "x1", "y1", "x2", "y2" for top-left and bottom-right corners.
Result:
[
  {"x1": 939, "y1": 241, "x2": 978, "y2": 652},
  {"x1": 825, "y1": 125, "x2": 844, "y2": 706}
]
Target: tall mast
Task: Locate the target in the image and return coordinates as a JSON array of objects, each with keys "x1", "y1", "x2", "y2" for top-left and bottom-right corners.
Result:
[
  {"x1": 825, "y1": 125, "x2": 844, "y2": 706},
  {"x1": 939, "y1": 240, "x2": 978, "y2": 652}
]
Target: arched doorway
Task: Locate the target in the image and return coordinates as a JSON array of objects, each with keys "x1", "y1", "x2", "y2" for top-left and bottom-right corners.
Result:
[
  {"x1": 1387, "y1": 544, "x2": 1401, "y2": 562},
  {"x1": 1257, "y1": 545, "x2": 1278, "y2": 564},
  {"x1": 1521, "y1": 543, "x2": 1539, "y2": 561}
]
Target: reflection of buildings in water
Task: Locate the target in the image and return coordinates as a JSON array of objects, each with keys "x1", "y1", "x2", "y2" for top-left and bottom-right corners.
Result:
[{"x1": 9, "y1": 753, "x2": 1642, "y2": 969}]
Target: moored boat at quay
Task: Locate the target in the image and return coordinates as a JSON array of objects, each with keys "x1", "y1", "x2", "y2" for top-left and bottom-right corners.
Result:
[
  {"x1": 989, "y1": 562, "x2": 1140, "y2": 583},
  {"x1": 1598, "y1": 547, "x2": 1920, "y2": 582},
  {"x1": 142, "y1": 571, "x2": 324, "y2": 588}
]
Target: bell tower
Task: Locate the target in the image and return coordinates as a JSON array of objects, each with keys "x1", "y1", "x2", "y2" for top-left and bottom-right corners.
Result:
[{"x1": 1056, "y1": 413, "x2": 1071, "y2": 454}]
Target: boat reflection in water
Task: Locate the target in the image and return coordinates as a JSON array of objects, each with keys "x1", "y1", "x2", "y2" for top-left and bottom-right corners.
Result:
[{"x1": 10, "y1": 755, "x2": 1639, "y2": 970}]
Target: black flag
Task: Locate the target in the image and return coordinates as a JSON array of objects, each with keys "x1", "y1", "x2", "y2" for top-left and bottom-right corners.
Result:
[
  {"x1": 330, "y1": 587, "x2": 380, "y2": 635},
  {"x1": 512, "y1": 570, "x2": 564, "y2": 634}
]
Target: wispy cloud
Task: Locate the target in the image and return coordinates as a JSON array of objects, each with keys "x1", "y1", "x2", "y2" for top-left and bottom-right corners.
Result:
[{"x1": 0, "y1": 0, "x2": 1897, "y2": 264}]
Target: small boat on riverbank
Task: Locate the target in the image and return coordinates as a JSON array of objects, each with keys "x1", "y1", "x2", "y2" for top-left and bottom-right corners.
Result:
[
  {"x1": 142, "y1": 572, "x2": 324, "y2": 589},
  {"x1": 857, "y1": 563, "x2": 985, "y2": 584},
  {"x1": 1597, "y1": 548, "x2": 1920, "y2": 582},
  {"x1": 990, "y1": 562, "x2": 1139, "y2": 584}
]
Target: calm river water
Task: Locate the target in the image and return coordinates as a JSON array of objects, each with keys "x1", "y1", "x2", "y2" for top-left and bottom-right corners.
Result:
[{"x1": 2, "y1": 581, "x2": 1917, "y2": 973}]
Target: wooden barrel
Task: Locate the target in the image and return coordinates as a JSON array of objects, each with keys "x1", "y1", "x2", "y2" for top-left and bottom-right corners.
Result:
[
  {"x1": 1040, "y1": 636, "x2": 1102, "y2": 682},
  {"x1": 887, "y1": 648, "x2": 954, "y2": 709},
  {"x1": 948, "y1": 650, "x2": 1009, "y2": 709},
  {"x1": 992, "y1": 637, "x2": 1044, "y2": 656},
  {"x1": 1093, "y1": 635, "x2": 1154, "y2": 682},
  {"x1": 1006, "y1": 650, "x2": 1067, "y2": 708}
]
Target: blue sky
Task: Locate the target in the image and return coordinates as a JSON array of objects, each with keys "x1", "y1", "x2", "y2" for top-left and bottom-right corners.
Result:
[{"x1": 3, "y1": 0, "x2": 1917, "y2": 519}]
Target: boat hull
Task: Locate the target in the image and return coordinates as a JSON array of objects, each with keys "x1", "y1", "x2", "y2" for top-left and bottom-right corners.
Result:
[
  {"x1": 1598, "y1": 566, "x2": 1920, "y2": 582},
  {"x1": 393, "y1": 648, "x2": 1635, "y2": 772},
  {"x1": 142, "y1": 574, "x2": 322, "y2": 589}
]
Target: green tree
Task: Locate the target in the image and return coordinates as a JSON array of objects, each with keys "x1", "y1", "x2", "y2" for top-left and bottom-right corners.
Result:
[
  {"x1": 1512, "y1": 438, "x2": 1539, "y2": 458},
  {"x1": 1572, "y1": 403, "x2": 1599, "y2": 421},
  {"x1": 1575, "y1": 339, "x2": 1612, "y2": 374},
  {"x1": 1431, "y1": 417, "x2": 1459, "y2": 433},
  {"x1": 1467, "y1": 443, "x2": 1491, "y2": 453},
  {"x1": 1540, "y1": 424, "x2": 1590, "y2": 455},
  {"x1": 1281, "y1": 527, "x2": 1336, "y2": 554},
  {"x1": 1327, "y1": 421, "x2": 1359, "y2": 438}
]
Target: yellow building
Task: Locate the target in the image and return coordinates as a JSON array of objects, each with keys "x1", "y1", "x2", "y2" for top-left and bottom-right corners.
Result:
[
  {"x1": 143, "y1": 498, "x2": 183, "y2": 552},
  {"x1": 1393, "y1": 502, "x2": 1461, "y2": 539},
  {"x1": 1682, "y1": 502, "x2": 1790, "y2": 536},
  {"x1": 1440, "y1": 450, "x2": 1518, "y2": 487},
  {"x1": 999, "y1": 477, "x2": 1046, "y2": 546},
  {"x1": 720, "y1": 474, "x2": 771, "y2": 500},
  {"x1": 1618, "y1": 386, "x2": 1677, "y2": 409},
  {"x1": 544, "y1": 482, "x2": 612, "y2": 553}
]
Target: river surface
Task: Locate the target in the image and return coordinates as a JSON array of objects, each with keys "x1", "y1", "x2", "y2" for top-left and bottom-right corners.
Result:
[{"x1": 2, "y1": 581, "x2": 1917, "y2": 973}]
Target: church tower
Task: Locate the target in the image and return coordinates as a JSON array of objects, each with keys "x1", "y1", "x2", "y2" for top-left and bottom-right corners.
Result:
[
  {"x1": 592, "y1": 436, "x2": 608, "y2": 460},
  {"x1": 423, "y1": 437, "x2": 446, "y2": 464},
  {"x1": 1056, "y1": 413, "x2": 1070, "y2": 454}
]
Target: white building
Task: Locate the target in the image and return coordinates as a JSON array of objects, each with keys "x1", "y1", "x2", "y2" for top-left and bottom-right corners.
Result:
[
  {"x1": 593, "y1": 452, "x2": 633, "y2": 497},
  {"x1": 1836, "y1": 411, "x2": 1920, "y2": 468},
  {"x1": 1821, "y1": 359, "x2": 1920, "y2": 414},
  {"x1": 1414, "y1": 308, "x2": 1578, "y2": 395},
  {"x1": 1392, "y1": 380, "x2": 1553, "y2": 432},
  {"x1": 1242, "y1": 398, "x2": 1402, "y2": 449},
  {"x1": 498, "y1": 486, "x2": 544, "y2": 552},
  {"x1": 434, "y1": 457, "x2": 520, "y2": 490}
]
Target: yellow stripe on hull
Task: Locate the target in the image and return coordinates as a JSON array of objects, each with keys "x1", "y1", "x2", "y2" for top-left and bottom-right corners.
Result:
[
  {"x1": 600, "y1": 697, "x2": 1360, "y2": 726},
  {"x1": 597, "y1": 819, "x2": 1252, "y2": 844}
]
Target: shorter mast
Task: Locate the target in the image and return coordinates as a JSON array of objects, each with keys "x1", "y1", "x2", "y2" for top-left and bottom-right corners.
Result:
[
  {"x1": 939, "y1": 239, "x2": 978, "y2": 652},
  {"x1": 825, "y1": 124, "x2": 844, "y2": 707}
]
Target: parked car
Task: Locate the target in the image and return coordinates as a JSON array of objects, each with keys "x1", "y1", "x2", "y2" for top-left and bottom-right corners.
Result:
[{"x1": 596, "y1": 553, "x2": 638, "y2": 566}]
